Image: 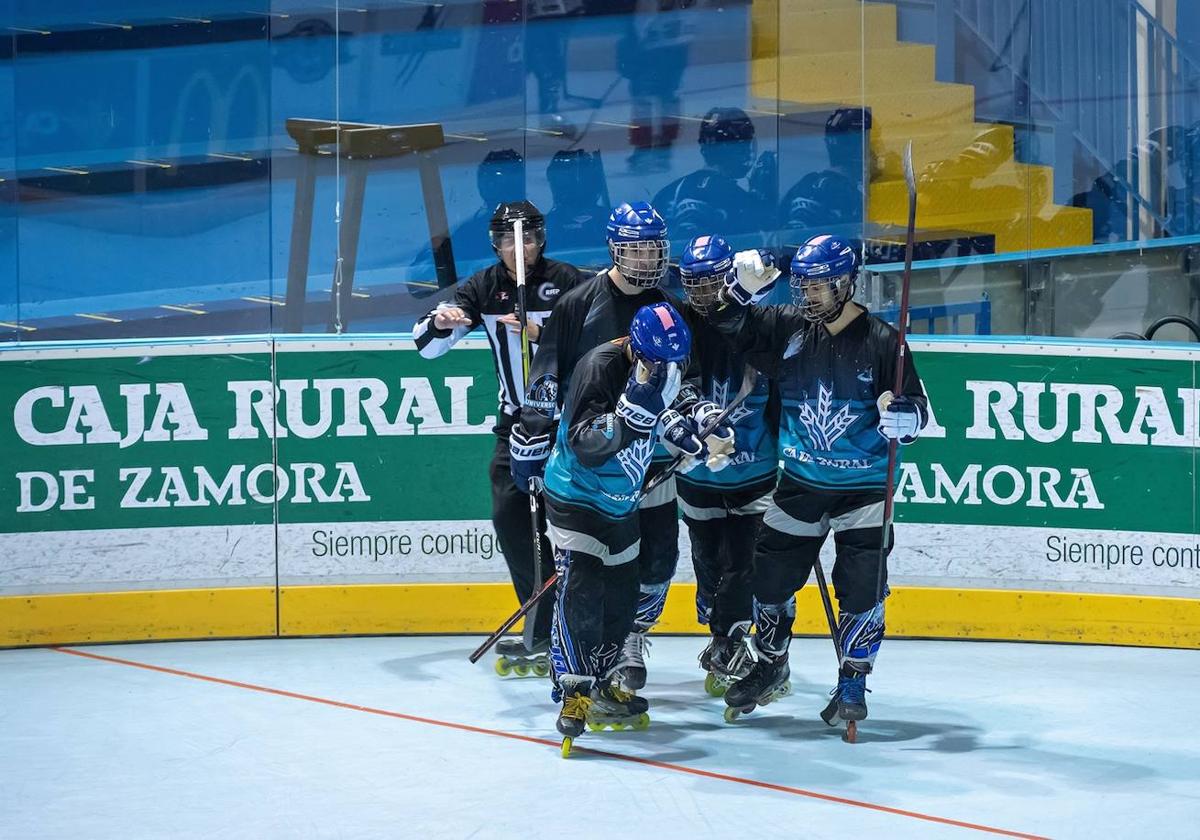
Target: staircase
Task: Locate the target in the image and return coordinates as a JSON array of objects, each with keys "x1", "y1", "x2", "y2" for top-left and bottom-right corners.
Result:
[{"x1": 750, "y1": 0, "x2": 1092, "y2": 253}]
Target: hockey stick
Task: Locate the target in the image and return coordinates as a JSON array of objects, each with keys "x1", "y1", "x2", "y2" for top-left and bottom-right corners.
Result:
[
  {"x1": 469, "y1": 571, "x2": 558, "y2": 664},
  {"x1": 513, "y1": 219, "x2": 551, "y2": 652},
  {"x1": 874, "y1": 141, "x2": 917, "y2": 603},
  {"x1": 812, "y1": 557, "x2": 843, "y2": 667},
  {"x1": 640, "y1": 363, "x2": 759, "y2": 499}
]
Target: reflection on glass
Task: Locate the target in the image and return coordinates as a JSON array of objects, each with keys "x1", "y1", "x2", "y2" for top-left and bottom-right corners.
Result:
[{"x1": 0, "y1": 1, "x2": 1194, "y2": 343}]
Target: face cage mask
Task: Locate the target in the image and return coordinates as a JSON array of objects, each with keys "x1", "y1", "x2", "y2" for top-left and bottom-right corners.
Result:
[
  {"x1": 681, "y1": 271, "x2": 725, "y2": 315},
  {"x1": 489, "y1": 226, "x2": 546, "y2": 258},
  {"x1": 610, "y1": 238, "x2": 670, "y2": 288},
  {"x1": 790, "y1": 272, "x2": 855, "y2": 323}
]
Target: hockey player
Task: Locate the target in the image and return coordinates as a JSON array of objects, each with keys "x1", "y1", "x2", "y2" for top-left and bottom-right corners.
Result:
[
  {"x1": 414, "y1": 201, "x2": 583, "y2": 674},
  {"x1": 675, "y1": 235, "x2": 780, "y2": 697},
  {"x1": 709, "y1": 235, "x2": 928, "y2": 730},
  {"x1": 510, "y1": 200, "x2": 705, "y2": 692},
  {"x1": 543, "y1": 302, "x2": 709, "y2": 755}
]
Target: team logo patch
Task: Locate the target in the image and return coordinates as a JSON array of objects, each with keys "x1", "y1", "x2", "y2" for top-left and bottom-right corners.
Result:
[
  {"x1": 537, "y1": 284, "x2": 561, "y2": 302},
  {"x1": 797, "y1": 381, "x2": 859, "y2": 451},
  {"x1": 527, "y1": 374, "x2": 558, "y2": 414}
]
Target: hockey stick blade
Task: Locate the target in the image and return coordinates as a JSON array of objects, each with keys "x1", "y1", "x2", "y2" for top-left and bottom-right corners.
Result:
[{"x1": 641, "y1": 364, "x2": 758, "y2": 498}]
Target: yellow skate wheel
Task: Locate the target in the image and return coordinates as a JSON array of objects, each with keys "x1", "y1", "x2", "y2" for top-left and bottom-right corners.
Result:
[
  {"x1": 633, "y1": 713, "x2": 650, "y2": 730},
  {"x1": 533, "y1": 660, "x2": 550, "y2": 678},
  {"x1": 494, "y1": 658, "x2": 512, "y2": 677},
  {"x1": 587, "y1": 720, "x2": 603, "y2": 732},
  {"x1": 561, "y1": 737, "x2": 573, "y2": 758},
  {"x1": 609, "y1": 721, "x2": 627, "y2": 731},
  {"x1": 723, "y1": 706, "x2": 742, "y2": 724},
  {"x1": 704, "y1": 673, "x2": 726, "y2": 698},
  {"x1": 513, "y1": 664, "x2": 530, "y2": 677}
]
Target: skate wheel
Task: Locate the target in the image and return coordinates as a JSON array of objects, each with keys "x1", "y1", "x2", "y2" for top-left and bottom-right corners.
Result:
[
  {"x1": 633, "y1": 713, "x2": 650, "y2": 731},
  {"x1": 703, "y1": 673, "x2": 726, "y2": 698},
  {"x1": 844, "y1": 721, "x2": 858, "y2": 744},
  {"x1": 587, "y1": 721, "x2": 603, "y2": 732},
  {"x1": 513, "y1": 663, "x2": 530, "y2": 677},
  {"x1": 494, "y1": 658, "x2": 512, "y2": 677},
  {"x1": 561, "y1": 737, "x2": 573, "y2": 758},
  {"x1": 533, "y1": 660, "x2": 550, "y2": 678},
  {"x1": 609, "y1": 721, "x2": 627, "y2": 732},
  {"x1": 723, "y1": 706, "x2": 742, "y2": 724}
]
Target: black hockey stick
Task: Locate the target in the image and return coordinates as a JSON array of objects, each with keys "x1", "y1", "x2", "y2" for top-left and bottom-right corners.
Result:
[
  {"x1": 469, "y1": 571, "x2": 558, "y2": 664},
  {"x1": 874, "y1": 141, "x2": 918, "y2": 603},
  {"x1": 512, "y1": 219, "x2": 551, "y2": 653},
  {"x1": 640, "y1": 364, "x2": 759, "y2": 499},
  {"x1": 812, "y1": 557, "x2": 842, "y2": 667}
]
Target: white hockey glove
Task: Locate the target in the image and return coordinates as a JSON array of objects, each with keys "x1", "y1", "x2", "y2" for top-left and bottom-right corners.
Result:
[
  {"x1": 877, "y1": 391, "x2": 923, "y2": 444},
  {"x1": 691, "y1": 401, "x2": 736, "y2": 472},
  {"x1": 659, "y1": 409, "x2": 706, "y2": 474},
  {"x1": 723, "y1": 249, "x2": 781, "y2": 306},
  {"x1": 617, "y1": 360, "x2": 682, "y2": 433}
]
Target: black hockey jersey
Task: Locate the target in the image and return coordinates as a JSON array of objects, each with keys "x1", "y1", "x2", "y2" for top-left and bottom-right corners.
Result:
[
  {"x1": 543, "y1": 341, "x2": 659, "y2": 521},
  {"x1": 413, "y1": 258, "x2": 584, "y2": 418},
  {"x1": 711, "y1": 302, "x2": 927, "y2": 493},
  {"x1": 514, "y1": 270, "x2": 698, "y2": 447},
  {"x1": 676, "y1": 309, "x2": 779, "y2": 494}
]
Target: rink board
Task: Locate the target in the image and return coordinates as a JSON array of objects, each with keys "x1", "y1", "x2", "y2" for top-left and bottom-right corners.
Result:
[{"x1": 2, "y1": 334, "x2": 1198, "y2": 647}]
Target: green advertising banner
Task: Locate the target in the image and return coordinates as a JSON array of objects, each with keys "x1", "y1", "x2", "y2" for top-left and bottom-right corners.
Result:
[{"x1": 2, "y1": 336, "x2": 1197, "y2": 599}]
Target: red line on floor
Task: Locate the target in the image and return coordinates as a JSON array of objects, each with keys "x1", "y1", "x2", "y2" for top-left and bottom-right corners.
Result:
[{"x1": 53, "y1": 646, "x2": 1047, "y2": 840}]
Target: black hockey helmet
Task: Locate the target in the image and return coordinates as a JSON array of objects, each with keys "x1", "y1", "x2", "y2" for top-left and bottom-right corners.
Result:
[
  {"x1": 477, "y1": 149, "x2": 525, "y2": 210},
  {"x1": 489, "y1": 200, "x2": 546, "y2": 259},
  {"x1": 698, "y1": 107, "x2": 756, "y2": 178}
]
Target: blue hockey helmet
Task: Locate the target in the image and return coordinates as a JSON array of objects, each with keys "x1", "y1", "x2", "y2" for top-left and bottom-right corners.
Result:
[
  {"x1": 606, "y1": 201, "x2": 670, "y2": 288},
  {"x1": 789, "y1": 234, "x2": 859, "y2": 323},
  {"x1": 629, "y1": 302, "x2": 691, "y2": 365},
  {"x1": 678, "y1": 234, "x2": 734, "y2": 314}
]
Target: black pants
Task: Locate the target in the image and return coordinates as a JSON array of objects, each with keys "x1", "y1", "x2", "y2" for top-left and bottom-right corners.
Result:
[
  {"x1": 630, "y1": 464, "x2": 680, "y2": 628},
  {"x1": 549, "y1": 547, "x2": 640, "y2": 682},
  {"x1": 752, "y1": 479, "x2": 891, "y2": 655},
  {"x1": 678, "y1": 480, "x2": 771, "y2": 637},
  {"x1": 490, "y1": 427, "x2": 554, "y2": 644}
]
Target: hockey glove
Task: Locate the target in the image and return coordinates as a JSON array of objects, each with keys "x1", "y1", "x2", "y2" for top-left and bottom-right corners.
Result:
[
  {"x1": 723, "y1": 249, "x2": 781, "y2": 306},
  {"x1": 509, "y1": 428, "x2": 551, "y2": 493},
  {"x1": 877, "y1": 392, "x2": 923, "y2": 444},
  {"x1": 691, "y1": 400, "x2": 736, "y2": 472},
  {"x1": 617, "y1": 360, "x2": 682, "y2": 434},
  {"x1": 659, "y1": 409, "x2": 706, "y2": 474}
]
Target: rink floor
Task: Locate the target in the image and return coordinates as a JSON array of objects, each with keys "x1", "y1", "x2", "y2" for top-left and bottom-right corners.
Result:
[{"x1": 3, "y1": 636, "x2": 1198, "y2": 840}]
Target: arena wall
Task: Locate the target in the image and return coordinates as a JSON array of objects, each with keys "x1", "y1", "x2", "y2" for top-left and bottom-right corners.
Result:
[{"x1": 4, "y1": 335, "x2": 1198, "y2": 648}]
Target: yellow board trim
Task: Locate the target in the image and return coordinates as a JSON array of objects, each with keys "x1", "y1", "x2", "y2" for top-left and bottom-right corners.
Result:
[
  {"x1": 4, "y1": 583, "x2": 1199, "y2": 649},
  {"x1": 0, "y1": 587, "x2": 277, "y2": 646}
]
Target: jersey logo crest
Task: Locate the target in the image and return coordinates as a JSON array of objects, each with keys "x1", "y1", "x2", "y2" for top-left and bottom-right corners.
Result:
[
  {"x1": 616, "y1": 436, "x2": 656, "y2": 485},
  {"x1": 797, "y1": 381, "x2": 859, "y2": 451},
  {"x1": 711, "y1": 377, "x2": 753, "y2": 426}
]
